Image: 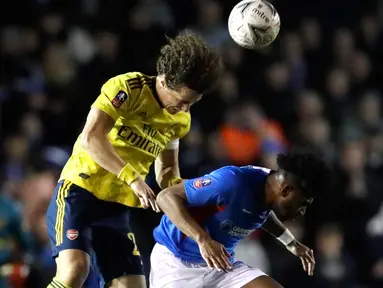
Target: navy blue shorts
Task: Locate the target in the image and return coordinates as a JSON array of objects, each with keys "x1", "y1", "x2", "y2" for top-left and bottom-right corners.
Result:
[{"x1": 46, "y1": 180, "x2": 144, "y2": 283}]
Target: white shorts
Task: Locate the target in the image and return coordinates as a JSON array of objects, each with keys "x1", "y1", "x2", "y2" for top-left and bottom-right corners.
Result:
[{"x1": 149, "y1": 243, "x2": 267, "y2": 288}]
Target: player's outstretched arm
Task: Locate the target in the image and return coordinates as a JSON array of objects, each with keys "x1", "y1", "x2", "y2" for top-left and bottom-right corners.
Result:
[
  {"x1": 157, "y1": 183, "x2": 232, "y2": 271},
  {"x1": 262, "y1": 211, "x2": 315, "y2": 275},
  {"x1": 157, "y1": 183, "x2": 211, "y2": 243},
  {"x1": 81, "y1": 107, "x2": 160, "y2": 211},
  {"x1": 81, "y1": 107, "x2": 126, "y2": 175},
  {"x1": 154, "y1": 141, "x2": 183, "y2": 189}
]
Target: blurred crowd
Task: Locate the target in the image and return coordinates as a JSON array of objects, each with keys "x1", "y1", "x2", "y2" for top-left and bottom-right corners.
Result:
[{"x1": 1, "y1": 0, "x2": 383, "y2": 287}]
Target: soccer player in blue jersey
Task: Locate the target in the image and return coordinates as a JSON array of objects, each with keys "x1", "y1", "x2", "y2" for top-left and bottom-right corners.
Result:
[{"x1": 150, "y1": 151, "x2": 331, "y2": 288}]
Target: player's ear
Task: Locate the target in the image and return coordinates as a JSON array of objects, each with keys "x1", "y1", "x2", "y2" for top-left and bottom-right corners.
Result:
[
  {"x1": 281, "y1": 185, "x2": 293, "y2": 198},
  {"x1": 158, "y1": 75, "x2": 166, "y2": 88}
]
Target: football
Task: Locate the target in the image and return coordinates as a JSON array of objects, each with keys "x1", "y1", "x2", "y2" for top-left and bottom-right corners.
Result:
[{"x1": 228, "y1": 0, "x2": 281, "y2": 49}]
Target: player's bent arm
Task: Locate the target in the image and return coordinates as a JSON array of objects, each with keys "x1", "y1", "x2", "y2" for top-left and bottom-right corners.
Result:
[
  {"x1": 154, "y1": 139, "x2": 182, "y2": 189},
  {"x1": 81, "y1": 107, "x2": 127, "y2": 176},
  {"x1": 261, "y1": 211, "x2": 295, "y2": 246},
  {"x1": 157, "y1": 183, "x2": 210, "y2": 243}
]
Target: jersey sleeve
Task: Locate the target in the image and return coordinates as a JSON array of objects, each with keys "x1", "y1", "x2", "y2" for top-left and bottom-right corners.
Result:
[
  {"x1": 91, "y1": 76, "x2": 132, "y2": 121},
  {"x1": 184, "y1": 167, "x2": 238, "y2": 207}
]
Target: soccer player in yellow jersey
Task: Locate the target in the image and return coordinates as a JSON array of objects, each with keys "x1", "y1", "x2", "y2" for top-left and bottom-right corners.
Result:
[{"x1": 45, "y1": 30, "x2": 222, "y2": 288}]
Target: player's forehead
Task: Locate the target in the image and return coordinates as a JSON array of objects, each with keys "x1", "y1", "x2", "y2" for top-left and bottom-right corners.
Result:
[
  {"x1": 287, "y1": 175, "x2": 315, "y2": 203},
  {"x1": 284, "y1": 173, "x2": 310, "y2": 200},
  {"x1": 283, "y1": 171, "x2": 299, "y2": 187}
]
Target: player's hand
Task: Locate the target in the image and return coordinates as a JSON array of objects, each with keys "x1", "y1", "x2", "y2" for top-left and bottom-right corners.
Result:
[
  {"x1": 197, "y1": 237, "x2": 232, "y2": 272},
  {"x1": 130, "y1": 177, "x2": 161, "y2": 212},
  {"x1": 286, "y1": 240, "x2": 315, "y2": 276}
]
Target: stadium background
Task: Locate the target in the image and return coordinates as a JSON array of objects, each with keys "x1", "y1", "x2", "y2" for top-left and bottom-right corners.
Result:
[{"x1": 1, "y1": 0, "x2": 383, "y2": 287}]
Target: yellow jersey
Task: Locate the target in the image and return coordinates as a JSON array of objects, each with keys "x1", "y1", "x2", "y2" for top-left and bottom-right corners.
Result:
[{"x1": 59, "y1": 72, "x2": 191, "y2": 207}]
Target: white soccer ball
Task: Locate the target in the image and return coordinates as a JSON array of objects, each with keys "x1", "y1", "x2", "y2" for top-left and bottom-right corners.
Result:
[{"x1": 228, "y1": 0, "x2": 281, "y2": 49}]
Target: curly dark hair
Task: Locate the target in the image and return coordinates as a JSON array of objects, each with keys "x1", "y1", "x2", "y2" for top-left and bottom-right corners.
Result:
[
  {"x1": 156, "y1": 29, "x2": 223, "y2": 94},
  {"x1": 276, "y1": 149, "x2": 332, "y2": 198}
]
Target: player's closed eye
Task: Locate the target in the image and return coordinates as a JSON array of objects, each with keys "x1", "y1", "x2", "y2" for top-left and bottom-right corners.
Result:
[{"x1": 181, "y1": 99, "x2": 197, "y2": 106}]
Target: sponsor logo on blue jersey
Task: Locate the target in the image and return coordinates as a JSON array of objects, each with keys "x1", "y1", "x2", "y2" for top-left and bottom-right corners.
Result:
[{"x1": 220, "y1": 219, "x2": 256, "y2": 237}]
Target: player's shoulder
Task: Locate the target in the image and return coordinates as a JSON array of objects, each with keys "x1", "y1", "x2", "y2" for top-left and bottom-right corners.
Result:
[
  {"x1": 212, "y1": 165, "x2": 270, "y2": 176},
  {"x1": 125, "y1": 72, "x2": 155, "y2": 90},
  {"x1": 239, "y1": 165, "x2": 271, "y2": 176},
  {"x1": 211, "y1": 165, "x2": 271, "y2": 195},
  {"x1": 210, "y1": 165, "x2": 243, "y2": 180},
  {"x1": 105, "y1": 72, "x2": 154, "y2": 91},
  {"x1": 205, "y1": 165, "x2": 251, "y2": 190},
  {"x1": 211, "y1": 165, "x2": 270, "y2": 183},
  {"x1": 238, "y1": 165, "x2": 271, "y2": 187},
  {"x1": 103, "y1": 72, "x2": 156, "y2": 110}
]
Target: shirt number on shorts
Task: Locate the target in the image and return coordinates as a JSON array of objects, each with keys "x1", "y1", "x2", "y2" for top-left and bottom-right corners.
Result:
[{"x1": 127, "y1": 232, "x2": 140, "y2": 256}]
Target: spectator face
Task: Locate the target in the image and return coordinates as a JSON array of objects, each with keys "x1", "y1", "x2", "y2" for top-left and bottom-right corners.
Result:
[
  {"x1": 217, "y1": 72, "x2": 239, "y2": 103},
  {"x1": 295, "y1": 90, "x2": 323, "y2": 120},
  {"x1": 281, "y1": 33, "x2": 303, "y2": 62},
  {"x1": 360, "y1": 14, "x2": 379, "y2": 46},
  {"x1": 333, "y1": 28, "x2": 355, "y2": 59},
  {"x1": 340, "y1": 141, "x2": 366, "y2": 173},
  {"x1": 4, "y1": 135, "x2": 29, "y2": 162},
  {"x1": 222, "y1": 44, "x2": 244, "y2": 69},
  {"x1": 358, "y1": 93, "x2": 381, "y2": 125},
  {"x1": 350, "y1": 51, "x2": 371, "y2": 83},
  {"x1": 300, "y1": 117, "x2": 331, "y2": 147},
  {"x1": 96, "y1": 31, "x2": 120, "y2": 59},
  {"x1": 266, "y1": 62, "x2": 289, "y2": 92},
  {"x1": 326, "y1": 69, "x2": 350, "y2": 100},
  {"x1": 197, "y1": 0, "x2": 222, "y2": 27},
  {"x1": 300, "y1": 18, "x2": 321, "y2": 50}
]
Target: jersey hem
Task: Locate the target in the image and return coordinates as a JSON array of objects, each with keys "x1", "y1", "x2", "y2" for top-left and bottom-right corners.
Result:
[{"x1": 58, "y1": 177, "x2": 143, "y2": 208}]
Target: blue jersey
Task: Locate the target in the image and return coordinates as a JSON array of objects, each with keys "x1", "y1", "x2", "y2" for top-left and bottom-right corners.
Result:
[{"x1": 153, "y1": 165, "x2": 271, "y2": 263}]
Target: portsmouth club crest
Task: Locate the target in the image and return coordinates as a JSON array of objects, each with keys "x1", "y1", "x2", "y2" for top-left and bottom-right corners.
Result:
[
  {"x1": 112, "y1": 90, "x2": 128, "y2": 108},
  {"x1": 193, "y1": 177, "x2": 212, "y2": 189}
]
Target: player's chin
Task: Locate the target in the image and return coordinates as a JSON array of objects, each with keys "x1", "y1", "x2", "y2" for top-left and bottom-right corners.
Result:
[
  {"x1": 279, "y1": 215, "x2": 290, "y2": 222},
  {"x1": 274, "y1": 209, "x2": 287, "y2": 222},
  {"x1": 287, "y1": 212, "x2": 302, "y2": 221},
  {"x1": 166, "y1": 107, "x2": 181, "y2": 114},
  {"x1": 278, "y1": 210, "x2": 297, "y2": 222}
]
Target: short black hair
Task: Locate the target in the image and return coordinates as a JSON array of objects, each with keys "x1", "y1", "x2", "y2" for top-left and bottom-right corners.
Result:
[
  {"x1": 156, "y1": 29, "x2": 222, "y2": 94},
  {"x1": 276, "y1": 149, "x2": 332, "y2": 198}
]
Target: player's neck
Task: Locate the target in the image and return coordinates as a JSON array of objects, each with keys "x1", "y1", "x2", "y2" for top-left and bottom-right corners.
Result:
[{"x1": 155, "y1": 77, "x2": 169, "y2": 107}]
